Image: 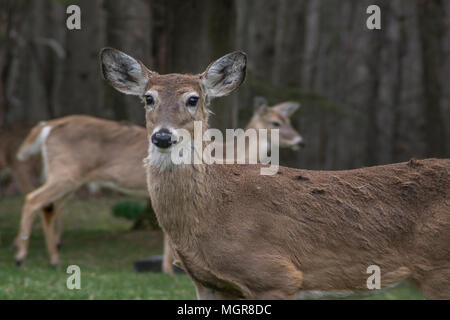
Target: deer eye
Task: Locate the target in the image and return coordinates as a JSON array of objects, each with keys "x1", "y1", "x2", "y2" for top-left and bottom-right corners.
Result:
[
  {"x1": 272, "y1": 121, "x2": 282, "y2": 128},
  {"x1": 145, "y1": 95, "x2": 154, "y2": 105},
  {"x1": 186, "y1": 96, "x2": 199, "y2": 107}
]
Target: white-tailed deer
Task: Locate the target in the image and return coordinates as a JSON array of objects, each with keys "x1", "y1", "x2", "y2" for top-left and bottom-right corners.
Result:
[
  {"x1": 14, "y1": 102, "x2": 303, "y2": 269},
  {"x1": 0, "y1": 123, "x2": 42, "y2": 245},
  {"x1": 246, "y1": 97, "x2": 304, "y2": 151},
  {"x1": 14, "y1": 115, "x2": 149, "y2": 266},
  {"x1": 101, "y1": 48, "x2": 450, "y2": 299}
]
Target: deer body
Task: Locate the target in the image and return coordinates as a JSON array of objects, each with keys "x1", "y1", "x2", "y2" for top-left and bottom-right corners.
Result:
[
  {"x1": 15, "y1": 115, "x2": 148, "y2": 266},
  {"x1": 17, "y1": 115, "x2": 149, "y2": 192},
  {"x1": 101, "y1": 48, "x2": 450, "y2": 299},
  {"x1": 148, "y1": 159, "x2": 449, "y2": 298}
]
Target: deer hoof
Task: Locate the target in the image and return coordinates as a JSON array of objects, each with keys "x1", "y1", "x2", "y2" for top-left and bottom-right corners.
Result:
[{"x1": 15, "y1": 259, "x2": 24, "y2": 267}]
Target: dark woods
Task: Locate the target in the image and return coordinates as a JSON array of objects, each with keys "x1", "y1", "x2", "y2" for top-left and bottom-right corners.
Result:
[{"x1": 0, "y1": 0, "x2": 448, "y2": 170}]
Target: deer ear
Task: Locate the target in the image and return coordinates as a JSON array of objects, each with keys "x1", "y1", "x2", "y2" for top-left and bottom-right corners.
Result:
[
  {"x1": 253, "y1": 96, "x2": 269, "y2": 113},
  {"x1": 201, "y1": 51, "x2": 247, "y2": 98},
  {"x1": 273, "y1": 101, "x2": 301, "y2": 117},
  {"x1": 100, "y1": 47, "x2": 152, "y2": 96}
]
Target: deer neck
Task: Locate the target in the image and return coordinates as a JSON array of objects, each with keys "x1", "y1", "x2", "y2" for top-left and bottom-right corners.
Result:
[{"x1": 145, "y1": 157, "x2": 212, "y2": 245}]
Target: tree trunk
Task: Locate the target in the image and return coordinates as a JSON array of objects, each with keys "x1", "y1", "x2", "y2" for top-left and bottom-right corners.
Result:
[
  {"x1": 365, "y1": 20, "x2": 385, "y2": 166},
  {"x1": 391, "y1": 4, "x2": 407, "y2": 162},
  {"x1": 417, "y1": 0, "x2": 446, "y2": 157},
  {"x1": 103, "y1": 0, "x2": 151, "y2": 125}
]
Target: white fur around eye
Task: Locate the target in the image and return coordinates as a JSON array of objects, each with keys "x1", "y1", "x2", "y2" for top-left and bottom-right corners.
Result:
[
  {"x1": 184, "y1": 92, "x2": 200, "y2": 116},
  {"x1": 144, "y1": 90, "x2": 158, "y2": 112}
]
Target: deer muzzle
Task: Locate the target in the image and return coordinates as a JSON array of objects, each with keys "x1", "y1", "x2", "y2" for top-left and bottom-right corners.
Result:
[{"x1": 151, "y1": 128, "x2": 175, "y2": 149}]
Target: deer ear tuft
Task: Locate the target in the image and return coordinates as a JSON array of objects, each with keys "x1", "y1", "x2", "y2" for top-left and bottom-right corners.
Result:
[
  {"x1": 253, "y1": 96, "x2": 269, "y2": 113},
  {"x1": 273, "y1": 101, "x2": 301, "y2": 117}
]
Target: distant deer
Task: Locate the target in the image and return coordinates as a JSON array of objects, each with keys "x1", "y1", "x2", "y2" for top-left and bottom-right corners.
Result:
[
  {"x1": 0, "y1": 123, "x2": 42, "y2": 245},
  {"x1": 14, "y1": 101, "x2": 304, "y2": 269},
  {"x1": 246, "y1": 96, "x2": 304, "y2": 151},
  {"x1": 101, "y1": 48, "x2": 449, "y2": 299},
  {"x1": 14, "y1": 116, "x2": 149, "y2": 267}
]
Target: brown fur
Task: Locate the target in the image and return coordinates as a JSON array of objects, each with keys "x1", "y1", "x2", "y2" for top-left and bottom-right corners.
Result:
[
  {"x1": 14, "y1": 115, "x2": 149, "y2": 266},
  {"x1": 0, "y1": 123, "x2": 41, "y2": 194},
  {"x1": 147, "y1": 154, "x2": 450, "y2": 298},
  {"x1": 162, "y1": 100, "x2": 303, "y2": 272}
]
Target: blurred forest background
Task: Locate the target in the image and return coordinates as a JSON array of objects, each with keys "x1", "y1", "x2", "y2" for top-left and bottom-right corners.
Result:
[{"x1": 0, "y1": 0, "x2": 449, "y2": 170}]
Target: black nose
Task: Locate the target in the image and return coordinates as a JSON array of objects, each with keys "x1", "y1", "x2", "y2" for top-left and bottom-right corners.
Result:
[
  {"x1": 151, "y1": 128, "x2": 173, "y2": 149},
  {"x1": 299, "y1": 141, "x2": 306, "y2": 148}
]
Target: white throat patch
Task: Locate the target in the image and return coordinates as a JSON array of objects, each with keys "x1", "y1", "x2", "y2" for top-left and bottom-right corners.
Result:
[{"x1": 146, "y1": 143, "x2": 175, "y2": 171}]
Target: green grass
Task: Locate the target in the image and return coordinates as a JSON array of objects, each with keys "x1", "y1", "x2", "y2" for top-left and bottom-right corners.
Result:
[
  {"x1": 0, "y1": 196, "x2": 196, "y2": 299},
  {"x1": 362, "y1": 281, "x2": 424, "y2": 300},
  {"x1": 0, "y1": 196, "x2": 425, "y2": 299}
]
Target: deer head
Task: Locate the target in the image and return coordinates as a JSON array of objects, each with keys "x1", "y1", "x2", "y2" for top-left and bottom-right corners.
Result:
[
  {"x1": 250, "y1": 97, "x2": 304, "y2": 150},
  {"x1": 100, "y1": 48, "x2": 247, "y2": 169}
]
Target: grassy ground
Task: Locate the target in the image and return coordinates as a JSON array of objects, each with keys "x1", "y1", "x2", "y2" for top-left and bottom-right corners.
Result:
[
  {"x1": 0, "y1": 196, "x2": 424, "y2": 300},
  {"x1": 0, "y1": 195, "x2": 196, "y2": 299}
]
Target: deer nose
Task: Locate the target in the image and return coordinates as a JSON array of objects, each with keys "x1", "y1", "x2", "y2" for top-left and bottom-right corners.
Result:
[{"x1": 151, "y1": 129, "x2": 174, "y2": 149}]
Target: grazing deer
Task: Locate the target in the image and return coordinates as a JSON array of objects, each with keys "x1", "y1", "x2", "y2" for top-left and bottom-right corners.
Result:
[
  {"x1": 101, "y1": 48, "x2": 450, "y2": 299},
  {"x1": 0, "y1": 123, "x2": 66, "y2": 248},
  {"x1": 14, "y1": 103, "x2": 304, "y2": 269},
  {"x1": 14, "y1": 116, "x2": 149, "y2": 267},
  {"x1": 0, "y1": 123, "x2": 41, "y2": 245}
]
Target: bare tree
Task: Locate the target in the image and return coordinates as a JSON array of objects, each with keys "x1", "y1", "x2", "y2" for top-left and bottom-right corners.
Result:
[{"x1": 417, "y1": 0, "x2": 447, "y2": 157}]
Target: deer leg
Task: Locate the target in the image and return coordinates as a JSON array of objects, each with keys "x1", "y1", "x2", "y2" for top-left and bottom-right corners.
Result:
[
  {"x1": 15, "y1": 180, "x2": 77, "y2": 266},
  {"x1": 162, "y1": 233, "x2": 174, "y2": 275},
  {"x1": 15, "y1": 195, "x2": 43, "y2": 265},
  {"x1": 40, "y1": 197, "x2": 68, "y2": 266},
  {"x1": 11, "y1": 164, "x2": 39, "y2": 249},
  {"x1": 41, "y1": 203, "x2": 59, "y2": 266},
  {"x1": 53, "y1": 198, "x2": 67, "y2": 249},
  {"x1": 55, "y1": 206, "x2": 64, "y2": 249},
  {"x1": 13, "y1": 205, "x2": 57, "y2": 250}
]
